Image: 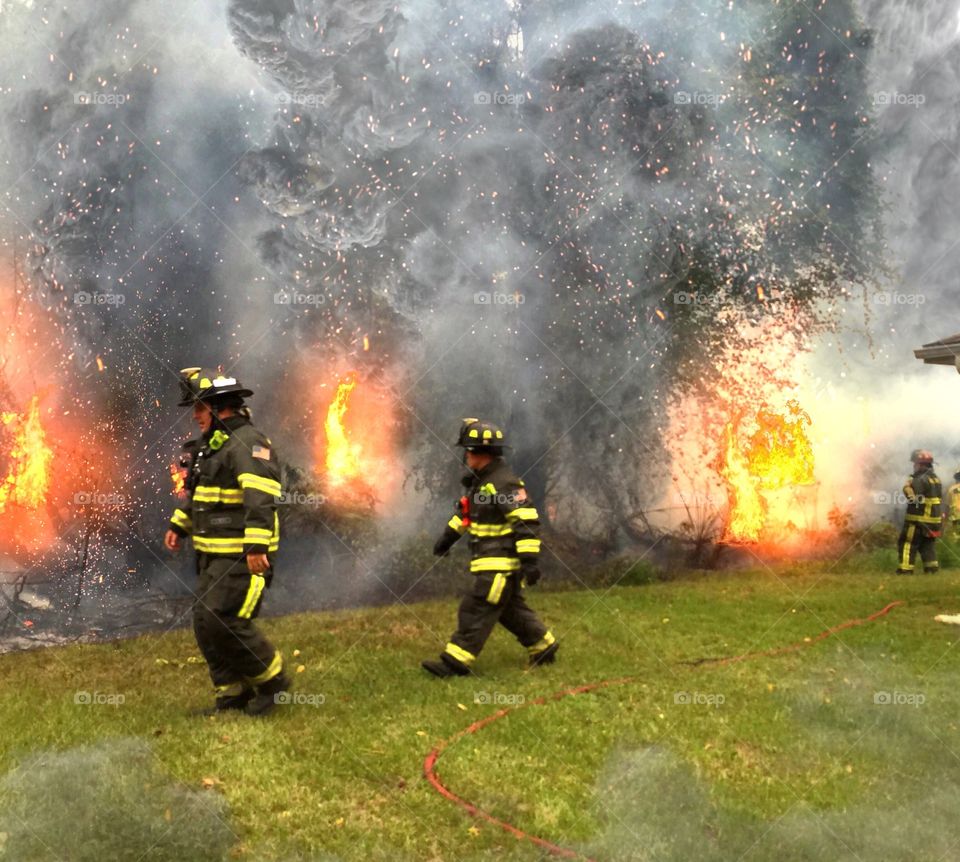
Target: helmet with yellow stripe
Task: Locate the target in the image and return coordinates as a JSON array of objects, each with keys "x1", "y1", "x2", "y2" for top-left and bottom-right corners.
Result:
[
  {"x1": 455, "y1": 418, "x2": 507, "y2": 454},
  {"x1": 177, "y1": 367, "x2": 253, "y2": 407}
]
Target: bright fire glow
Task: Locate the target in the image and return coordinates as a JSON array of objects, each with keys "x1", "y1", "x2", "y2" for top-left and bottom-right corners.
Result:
[
  {"x1": 324, "y1": 375, "x2": 363, "y2": 487},
  {"x1": 719, "y1": 400, "x2": 815, "y2": 542},
  {"x1": 0, "y1": 396, "x2": 52, "y2": 513}
]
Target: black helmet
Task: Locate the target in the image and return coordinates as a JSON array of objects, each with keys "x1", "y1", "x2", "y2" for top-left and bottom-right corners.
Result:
[
  {"x1": 177, "y1": 367, "x2": 253, "y2": 407},
  {"x1": 910, "y1": 448, "x2": 934, "y2": 466},
  {"x1": 455, "y1": 418, "x2": 507, "y2": 452}
]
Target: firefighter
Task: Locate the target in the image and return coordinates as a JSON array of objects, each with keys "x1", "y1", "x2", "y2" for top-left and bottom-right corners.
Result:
[
  {"x1": 164, "y1": 367, "x2": 289, "y2": 715},
  {"x1": 945, "y1": 465, "x2": 960, "y2": 541},
  {"x1": 896, "y1": 449, "x2": 942, "y2": 574},
  {"x1": 422, "y1": 419, "x2": 558, "y2": 677}
]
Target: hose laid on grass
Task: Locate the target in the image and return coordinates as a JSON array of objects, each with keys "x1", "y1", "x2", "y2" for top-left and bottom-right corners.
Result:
[{"x1": 423, "y1": 600, "x2": 905, "y2": 861}]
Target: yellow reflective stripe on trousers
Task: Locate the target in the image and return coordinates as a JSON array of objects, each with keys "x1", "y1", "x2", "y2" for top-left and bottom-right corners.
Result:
[
  {"x1": 470, "y1": 556, "x2": 521, "y2": 573},
  {"x1": 469, "y1": 523, "x2": 514, "y2": 537},
  {"x1": 193, "y1": 485, "x2": 244, "y2": 504},
  {"x1": 505, "y1": 507, "x2": 538, "y2": 521},
  {"x1": 238, "y1": 473, "x2": 282, "y2": 496},
  {"x1": 486, "y1": 572, "x2": 507, "y2": 604},
  {"x1": 238, "y1": 573, "x2": 267, "y2": 619},
  {"x1": 528, "y1": 631, "x2": 556, "y2": 654},
  {"x1": 443, "y1": 642, "x2": 476, "y2": 665},
  {"x1": 248, "y1": 650, "x2": 283, "y2": 685},
  {"x1": 515, "y1": 538, "x2": 541, "y2": 554},
  {"x1": 905, "y1": 515, "x2": 941, "y2": 525},
  {"x1": 171, "y1": 509, "x2": 192, "y2": 531},
  {"x1": 193, "y1": 536, "x2": 245, "y2": 553},
  {"x1": 900, "y1": 524, "x2": 916, "y2": 570}
]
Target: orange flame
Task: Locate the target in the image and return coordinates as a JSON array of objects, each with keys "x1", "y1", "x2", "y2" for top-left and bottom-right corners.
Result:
[
  {"x1": 719, "y1": 400, "x2": 815, "y2": 542},
  {"x1": 0, "y1": 395, "x2": 53, "y2": 513},
  {"x1": 324, "y1": 375, "x2": 363, "y2": 487},
  {"x1": 170, "y1": 461, "x2": 187, "y2": 499}
]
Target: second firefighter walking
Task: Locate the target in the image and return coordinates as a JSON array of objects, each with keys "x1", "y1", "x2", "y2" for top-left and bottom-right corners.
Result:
[{"x1": 422, "y1": 419, "x2": 558, "y2": 676}]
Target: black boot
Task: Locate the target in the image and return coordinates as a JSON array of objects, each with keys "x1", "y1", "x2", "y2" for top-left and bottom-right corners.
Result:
[
  {"x1": 245, "y1": 673, "x2": 291, "y2": 717},
  {"x1": 191, "y1": 687, "x2": 254, "y2": 717},
  {"x1": 529, "y1": 642, "x2": 559, "y2": 667},
  {"x1": 421, "y1": 656, "x2": 470, "y2": 678}
]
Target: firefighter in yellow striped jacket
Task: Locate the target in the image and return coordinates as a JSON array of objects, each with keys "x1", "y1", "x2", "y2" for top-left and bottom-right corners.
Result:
[
  {"x1": 422, "y1": 419, "x2": 558, "y2": 677},
  {"x1": 164, "y1": 367, "x2": 288, "y2": 715},
  {"x1": 897, "y1": 449, "x2": 942, "y2": 574}
]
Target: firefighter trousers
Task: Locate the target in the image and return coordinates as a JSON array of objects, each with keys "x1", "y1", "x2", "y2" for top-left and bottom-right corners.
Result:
[
  {"x1": 192, "y1": 553, "x2": 282, "y2": 691},
  {"x1": 444, "y1": 571, "x2": 553, "y2": 668},
  {"x1": 897, "y1": 522, "x2": 939, "y2": 573}
]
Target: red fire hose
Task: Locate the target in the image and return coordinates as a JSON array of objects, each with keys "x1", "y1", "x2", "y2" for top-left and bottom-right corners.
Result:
[{"x1": 423, "y1": 601, "x2": 905, "y2": 861}]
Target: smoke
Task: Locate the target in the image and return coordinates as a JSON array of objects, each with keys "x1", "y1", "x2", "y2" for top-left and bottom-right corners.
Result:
[
  {"x1": 586, "y1": 659, "x2": 960, "y2": 860},
  {"x1": 0, "y1": 738, "x2": 235, "y2": 860}
]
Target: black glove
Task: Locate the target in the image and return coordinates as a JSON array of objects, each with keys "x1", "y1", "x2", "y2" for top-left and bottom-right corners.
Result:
[
  {"x1": 521, "y1": 561, "x2": 541, "y2": 586},
  {"x1": 433, "y1": 532, "x2": 456, "y2": 557}
]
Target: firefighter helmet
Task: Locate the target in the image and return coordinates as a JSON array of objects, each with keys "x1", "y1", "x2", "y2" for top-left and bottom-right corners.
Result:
[
  {"x1": 177, "y1": 367, "x2": 253, "y2": 407},
  {"x1": 455, "y1": 418, "x2": 507, "y2": 451},
  {"x1": 910, "y1": 449, "x2": 934, "y2": 466}
]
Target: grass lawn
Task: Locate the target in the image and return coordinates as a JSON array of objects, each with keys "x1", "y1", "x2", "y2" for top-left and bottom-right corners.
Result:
[{"x1": 2, "y1": 559, "x2": 960, "y2": 860}]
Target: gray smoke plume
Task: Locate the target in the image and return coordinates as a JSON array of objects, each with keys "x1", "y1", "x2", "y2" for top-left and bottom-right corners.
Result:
[{"x1": 0, "y1": 0, "x2": 889, "y2": 612}]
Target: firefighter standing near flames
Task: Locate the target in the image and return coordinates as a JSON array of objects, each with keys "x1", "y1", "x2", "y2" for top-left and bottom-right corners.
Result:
[
  {"x1": 164, "y1": 367, "x2": 289, "y2": 715},
  {"x1": 896, "y1": 449, "x2": 942, "y2": 575},
  {"x1": 422, "y1": 419, "x2": 558, "y2": 677}
]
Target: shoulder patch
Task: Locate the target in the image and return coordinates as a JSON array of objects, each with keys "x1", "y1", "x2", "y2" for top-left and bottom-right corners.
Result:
[{"x1": 252, "y1": 444, "x2": 271, "y2": 460}]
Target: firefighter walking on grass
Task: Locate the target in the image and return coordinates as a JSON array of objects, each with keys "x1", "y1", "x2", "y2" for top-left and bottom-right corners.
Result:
[
  {"x1": 897, "y1": 449, "x2": 942, "y2": 575},
  {"x1": 164, "y1": 367, "x2": 289, "y2": 715},
  {"x1": 422, "y1": 419, "x2": 558, "y2": 677}
]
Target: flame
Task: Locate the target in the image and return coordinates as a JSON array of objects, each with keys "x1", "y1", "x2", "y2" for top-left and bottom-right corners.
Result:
[
  {"x1": 324, "y1": 375, "x2": 364, "y2": 487},
  {"x1": 170, "y1": 461, "x2": 187, "y2": 499},
  {"x1": 0, "y1": 396, "x2": 53, "y2": 512},
  {"x1": 718, "y1": 400, "x2": 815, "y2": 542}
]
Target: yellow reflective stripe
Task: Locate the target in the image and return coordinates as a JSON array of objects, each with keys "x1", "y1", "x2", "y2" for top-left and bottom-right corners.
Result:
[
  {"x1": 238, "y1": 473, "x2": 282, "y2": 496},
  {"x1": 448, "y1": 515, "x2": 465, "y2": 533},
  {"x1": 192, "y1": 537, "x2": 245, "y2": 553},
  {"x1": 905, "y1": 515, "x2": 941, "y2": 525},
  {"x1": 486, "y1": 573, "x2": 507, "y2": 604},
  {"x1": 900, "y1": 524, "x2": 916, "y2": 570},
  {"x1": 468, "y1": 523, "x2": 514, "y2": 537},
  {"x1": 238, "y1": 574, "x2": 267, "y2": 619},
  {"x1": 515, "y1": 538, "x2": 541, "y2": 554},
  {"x1": 505, "y1": 507, "x2": 538, "y2": 521},
  {"x1": 443, "y1": 642, "x2": 476, "y2": 665},
  {"x1": 248, "y1": 650, "x2": 283, "y2": 685},
  {"x1": 527, "y1": 631, "x2": 556, "y2": 654},
  {"x1": 470, "y1": 557, "x2": 520, "y2": 572},
  {"x1": 479, "y1": 482, "x2": 497, "y2": 496},
  {"x1": 170, "y1": 509, "x2": 192, "y2": 531},
  {"x1": 193, "y1": 485, "x2": 243, "y2": 504},
  {"x1": 244, "y1": 527, "x2": 273, "y2": 540}
]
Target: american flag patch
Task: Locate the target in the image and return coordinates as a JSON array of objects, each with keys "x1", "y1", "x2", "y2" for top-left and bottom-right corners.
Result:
[{"x1": 252, "y1": 445, "x2": 271, "y2": 460}]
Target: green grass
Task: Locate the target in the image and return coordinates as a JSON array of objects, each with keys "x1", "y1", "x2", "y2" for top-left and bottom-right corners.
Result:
[{"x1": 3, "y1": 562, "x2": 960, "y2": 860}]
